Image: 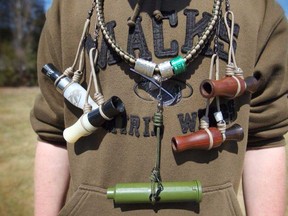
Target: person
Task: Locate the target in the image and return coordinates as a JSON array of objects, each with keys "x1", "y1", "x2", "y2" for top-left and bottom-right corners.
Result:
[{"x1": 30, "y1": 0, "x2": 288, "y2": 215}]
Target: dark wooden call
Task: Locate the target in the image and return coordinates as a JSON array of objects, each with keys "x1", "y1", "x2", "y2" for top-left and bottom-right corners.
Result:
[
  {"x1": 200, "y1": 76, "x2": 259, "y2": 99},
  {"x1": 172, "y1": 124, "x2": 244, "y2": 152}
]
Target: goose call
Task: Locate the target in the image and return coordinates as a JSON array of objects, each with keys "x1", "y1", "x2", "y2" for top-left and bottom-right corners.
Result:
[{"x1": 107, "y1": 181, "x2": 202, "y2": 204}]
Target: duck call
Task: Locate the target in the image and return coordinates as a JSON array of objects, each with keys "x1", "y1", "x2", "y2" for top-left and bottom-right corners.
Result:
[
  {"x1": 172, "y1": 124, "x2": 244, "y2": 152},
  {"x1": 42, "y1": 63, "x2": 98, "y2": 110},
  {"x1": 63, "y1": 96, "x2": 125, "y2": 144},
  {"x1": 107, "y1": 181, "x2": 202, "y2": 204},
  {"x1": 200, "y1": 75, "x2": 259, "y2": 99}
]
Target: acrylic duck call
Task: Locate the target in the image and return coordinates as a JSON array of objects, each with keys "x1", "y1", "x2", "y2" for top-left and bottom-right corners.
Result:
[
  {"x1": 172, "y1": 124, "x2": 244, "y2": 152},
  {"x1": 42, "y1": 63, "x2": 98, "y2": 110},
  {"x1": 63, "y1": 96, "x2": 125, "y2": 144}
]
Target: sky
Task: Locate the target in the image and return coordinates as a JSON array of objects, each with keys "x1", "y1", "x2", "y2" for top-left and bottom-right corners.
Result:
[
  {"x1": 277, "y1": 0, "x2": 288, "y2": 16},
  {"x1": 44, "y1": 0, "x2": 288, "y2": 17},
  {"x1": 43, "y1": 0, "x2": 52, "y2": 11}
]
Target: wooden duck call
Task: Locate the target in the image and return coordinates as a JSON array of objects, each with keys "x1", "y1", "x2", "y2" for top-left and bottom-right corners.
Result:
[
  {"x1": 172, "y1": 124, "x2": 244, "y2": 152},
  {"x1": 200, "y1": 75, "x2": 259, "y2": 99}
]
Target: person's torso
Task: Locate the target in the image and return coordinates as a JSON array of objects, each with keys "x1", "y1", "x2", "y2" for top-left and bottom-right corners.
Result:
[{"x1": 52, "y1": 0, "x2": 276, "y2": 215}]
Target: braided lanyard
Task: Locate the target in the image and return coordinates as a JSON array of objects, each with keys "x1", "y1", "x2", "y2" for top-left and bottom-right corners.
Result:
[
  {"x1": 95, "y1": 0, "x2": 223, "y2": 81},
  {"x1": 150, "y1": 81, "x2": 164, "y2": 204}
]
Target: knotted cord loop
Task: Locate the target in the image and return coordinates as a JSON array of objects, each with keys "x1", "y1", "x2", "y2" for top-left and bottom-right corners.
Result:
[
  {"x1": 224, "y1": 8, "x2": 243, "y2": 79},
  {"x1": 148, "y1": 82, "x2": 165, "y2": 205},
  {"x1": 53, "y1": 66, "x2": 75, "y2": 87},
  {"x1": 90, "y1": 48, "x2": 105, "y2": 106},
  {"x1": 149, "y1": 168, "x2": 163, "y2": 204},
  {"x1": 217, "y1": 120, "x2": 227, "y2": 140},
  {"x1": 224, "y1": 11, "x2": 236, "y2": 67},
  {"x1": 150, "y1": 110, "x2": 164, "y2": 204},
  {"x1": 57, "y1": 14, "x2": 91, "y2": 90},
  {"x1": 225, "y1": 63, "x2": 235, "y2": 76},
  {"x1": 63, "y1": 67, "x2": 74, "y2": 78},
  {"x1": 83, "y1": 103, "x2": 92, "y2": 114},
  {"x1": 200, "y1": 116, "x2": 210, "y2": 129},
  {"x1": 153, "y1": 0, "x2": 164, "y2": 21},
  {"x1": 234, "y1": 67, "x2": 243, "y2": 78},
  {"x1": 94, "y1": 92, "x2": 105, "y2": 106},
  {"x1": 153, "y1": 111, "x2": 163, "y2": 128},
  {"x1": 71, "y1": 19, "x2": 91, "y2": 73},
  {"x1": 127, "y1": 0, "x2": 144, "y2": 27},
  {"x1": 72, "y1": 70, "x2": 83, "y2": 83},
  {"x1": 84, "y1": 46, "x2": 105, "y2": 110},
  {"x1": 83, "y1": 4, "x2": 104, "y2": 112}
]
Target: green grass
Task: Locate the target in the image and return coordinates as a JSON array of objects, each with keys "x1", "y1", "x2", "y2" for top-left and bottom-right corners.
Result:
[
  {"x1": 0, "y1": 87, "x2": 39, "y2": 216},
  {"x1": 0, "y1": 87, "x2": 287, "y2": 215}
]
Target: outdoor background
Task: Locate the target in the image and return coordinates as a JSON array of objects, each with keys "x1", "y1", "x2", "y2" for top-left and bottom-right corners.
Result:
[{"x1": 0, "y1": 0, "x2": 287, "y2": 215}]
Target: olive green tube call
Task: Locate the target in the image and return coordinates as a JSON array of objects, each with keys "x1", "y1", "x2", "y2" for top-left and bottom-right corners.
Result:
[{"x1": 107, "y1": 181, "x2": 202, "y2": 204}]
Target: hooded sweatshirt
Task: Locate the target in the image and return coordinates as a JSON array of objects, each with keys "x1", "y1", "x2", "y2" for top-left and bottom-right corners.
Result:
[{"x1": 31, "y1": 0, "x2": 288, "y2": 215}]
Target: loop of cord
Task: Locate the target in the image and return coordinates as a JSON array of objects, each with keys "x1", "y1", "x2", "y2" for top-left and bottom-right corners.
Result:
[
  {"x1": 150, "y1": 109, "x2": 164, "y2": 204},
  {"x1": 149, "y1": 168, "x2": 163, "y2": 204},
  {"x1": 83, "y1": 103, "x2": 92, "y2": 114},
  {"x1": 94, "y1": 92, "x2": 105, "y2": 106},
  {"x1": 84, "y1": 47, "x2": 104, "y2": 111},
  {"x1": 72, "y1": 70, "x2": 83, "y2": 83},
  {"x1": 63, "y1": 67, "x2": 74, "y2": 78},
  {"x1": 224, "y1": 11, "x2": 237, "y2": 68},
  {"x1": 90, "y1": 48, "x2": 105, "y2": 106},
  {"x1": 217, "y1": 121, "x2": 227, "y2": 141},
  {"x1": 75, "y1": 19, "x2": 91, "y2": 68},
  {"x1": 225, "y1": 63, "x2": 235, "y2": 76},
  {"x1": 127, "y1": 0, "x2": 144, "y2": 27},
  {"x1": 234, "y1": 67, "x2": 243, "y2": 78},
  {"x1": 200, "y1": 116, "x2": 210, "y2": 129},
  {"x1": 224, "y1": 10, "x2": 244, "y2": 79},
  {"x1": 54, "y1": 67, "x2": 75, "y2": 87},
  {"x1": 153, "y1": 0, "x2": 163, "y2": 21}
]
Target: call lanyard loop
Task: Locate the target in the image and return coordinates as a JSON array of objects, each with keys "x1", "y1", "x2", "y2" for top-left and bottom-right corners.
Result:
[{"x1": 150, "y1": 80, "x2": 164, "y2": 204}]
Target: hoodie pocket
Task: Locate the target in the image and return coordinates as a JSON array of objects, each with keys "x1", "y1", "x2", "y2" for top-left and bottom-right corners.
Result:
[
  {"x1": 58, "y1": 184, "x2": 107, "y2": 216},
  {"x1": 201, "y1": 182, "x2": 244, "y2": 216},
  {"x1": 58, "y1": 182, "x2": 244, "y2": 216}
]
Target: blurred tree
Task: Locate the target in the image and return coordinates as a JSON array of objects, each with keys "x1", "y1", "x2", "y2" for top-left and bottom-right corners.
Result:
[{"x1": 0, "y1": 0, "x2": 46, "y2": 86}]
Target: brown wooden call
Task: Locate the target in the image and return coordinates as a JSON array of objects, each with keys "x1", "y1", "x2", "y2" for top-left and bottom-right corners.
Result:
[
  {"x1": 200, "y1": 76, "x2": 259, "y2": 99},
  {"x1": 172, "y1": 124, "x2": 244, "y2": 152}
]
